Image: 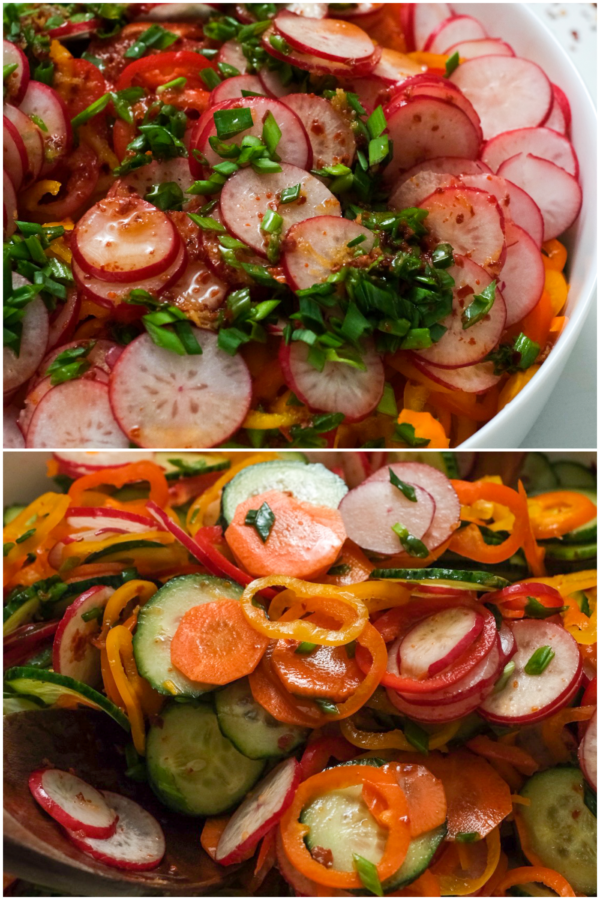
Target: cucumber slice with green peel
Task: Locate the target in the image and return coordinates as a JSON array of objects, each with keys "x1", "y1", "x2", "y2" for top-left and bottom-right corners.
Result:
[
  {"x1": 560, "y1": 490, "x2": 597, "y2": 544},
  {"x1": 517, "y1": 767, "x2": 597, "y2": 896},
  {"x1": 3, "y1": 667, "x2": 130, "y2": 731},
  {"x1": 154, "y1": 452, "x2": 231, "y2": 480},
  {"x1": 384, "y1": 824, "x2": 446, "y2": 891},
  {"x1": 215, "y1": 678, "x2": 308, "y2": 759},
  {"x1": 540, "y1": 540, "x2": 597, "y2": 561},
  {"x1": 3, "y1": 504, "x2": 26, "y2": 526},
  {"x1": 508, "y1": 886, "x2": 558, "y2": 897},
  {"x1": 146, "y1": 701, "x2": 264, "y2": 816},
  {"x1": 370, "y1": 568, "x2": 510, "y2": 591},
  {"x1": 387, "y1": 451, "x2": 459, "y2": 478},
  {"x1": 436, "y1": 549, "x2": 529, "y2": 583},
  {"x1": 3, "y1": 691, "x2": 46, "y2": 715},
  {"x1": 519, "y1": 453, "x2": 558, "y2": 492},
  {"x1": 134, "y1": 574, "x2": 243, "y2": 698},
  {"x1": 85, "y1": 539, "x2": 168, "y2": 564},
  {"x1": 552, "y1": 461, "x2": 596, "y2": 489},
  {"x1": 220, "y1": 460, "x2": 347, "y2": 525}
]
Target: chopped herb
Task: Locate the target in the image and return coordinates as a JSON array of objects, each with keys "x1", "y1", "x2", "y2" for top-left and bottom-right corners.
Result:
[
  {"x1": 394, "y1": 422, "x2": 430, "y2": 448},
  {"x1": 269, "y1": 32, "x2": 290, "y2": 54},
  {"x1": 493, "y1": 661, "x2": 515, "y2": 694},
  {"x1": 124, "y1": 24, "x2": 178, "y2": 60},
  {"x1": 81, "y1": 606, "x2": 104, "y2": 623},
  {"x1": 462, "y1": 280, "x2": 496, "y2": 329},
  {"x1": 313, "y1": 698, "x2": 339, "y2": 715},
  {"x1": 144, "y1": 181, "x2": 184, "y2": 211},
  {"x1": 71, "y1": 86, "x2": 144, "y2": 129},
  {"x1": 389, "y1": 469, "x2": 417, "y2": 501},
  {"x1": 295, "y1": 641, "x2": 317, "y2": 654},
  {"x1": 376, "y1": 382, "x2": 398, "y2": 417},
  {"x1": 524, "y1": 645, "x2": 555, "y2": 675},
  {"x1": 4, "y1": 63, "x2": 18, "y2": 80},
  {"x1": 404, "y1": 718, "x2": 429, "y2": 755},
  {"x1": 392, "y1": 522, "x2": 428, "y2": 558},
  {"x1": 262, "y1": 110, "x2": 281, "y2": 158},
  {"x1": 4, "y1": 543, "x2": 15, "y2": 556},
  {"x1": 445, "y1": 51, "x2": 460, "y2": 77},
  {"x1": 156, "y1": 76, "x2": 187, "y2": 93},
  {"x1": 46, "y1": 343, "x2": 94, "y2": 385},
  {"x1": 16, "y1": 528, "x2": 35, "y2": 544},
  {"x1": 187, "y1": 213, "x2": 226, "y2": 232},
  {"x1": 280, "y1": 183, "x2": 301, "y2": 204},
  {"x1": 524, "y1": 596, "x2": 568, "y2": 619},
  {"x1": 353, "y1": 854, "x2": 383, "y2": 897},
  {"x1": 251, "y1": 156, "x2": 282, "y2": 174},
  {"x1": 260, "y1": 209, "x2": 283, "y2": 234},
  {"x1": 347, "y1": 234, "x2": 366, "y2": 248},
  {"x1": 244, "y1": 501, "x2": 275, "y2": 542},
  {"x1": 200, "y1": 67, "x2": 222, "y2": 91},
  {"x1": 214, "y1": 106, "x2": 254, "y2": 139},
  {"x1": 366, "y1": 105, "x2": 386, "y2": 139},
  {"x1": 431, "y1": 243, "x2": 454, "y2": 268},
  {"x1": 456, "y1": 832, "x2": 479, "y2": 843}
]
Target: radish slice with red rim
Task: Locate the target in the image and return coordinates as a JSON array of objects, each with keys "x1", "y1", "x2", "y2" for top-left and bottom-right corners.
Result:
[
  {"x1": 109, "y1": 329, "x2": 252, "y2": 448},
  {"x1": 283, "y1": 216, "x2": 375, "y2": 291},
  {"x1": 389, "y1": 157, "x2": 491, "y2": 210},
  {"x1": 72, "y1": 195, "x2": 179, "y2": 284},
  {"x1": 34, "y1": 340, "x2": 123, "y2": 390},
  {"x1": 411, "y1": 3, "x2": 452, "y2": 51},
  {"x1": 366, "y1": 462, "x2": 460, "y2": 553},
  {"x1": 3, "y1": 103, "x2": 44, "y2": 184},
  {"x1": 66, "y1": 508, "x2": 159, "y2": 533},
  {"x1": 3, "y1": 406, "x2": 25, "y2": 449},
  {"x1": 210, "y1": 74, "x2": 265, "y2": 103},
  {"x1": 411, "y1": 356, "x2": 501, "y2": 394},
  {"x1": 3, "y1": 40, "x2": 29, "y2": 105},
  {"x1": 481, "y1": 127, "x2": 579, "y2": 178},
  {"x1": 161, "y1": 259, "x2": 227, "y2": 322},
  {"x1": 419, "y1": 187, "x2": 506, "y2": 273},
  {"x1": 425, "y1": 15, "x2": 487, "y2": 53},
  {"x1": 4, "y1": 116, "x2": 27, "y2": 189},
  {"x1": 339, "y1": 479, "x2": 436, "y2": 556},
  {"x1": 220, "y1": 163, "x2": 341, "y2": 256},
  {"x1": 274, "y1": 9, "x2": 375, "y2": 63},
  {"x1": 498, "y1": 153, "x2": 582, "y2": 241},
  {"x1": 52, "y1": 585, "x2": 114, "y2": 686},
  {"x1": 387, "y1": 683, "x2": 483, "y2": 723},
  {"x1": 4, "y1": 170, "x2": 17, "y2": 240},
  {"x1": 4, "y1": 274, "x2": 49, "y2": 394},
  {"x1": 54, "y1": 450, "x2": 152, "y2": 475},
  {"x1": 19, "y1": 81, "x2": 72, "y2": 177},
  {"x1": 261, "y1": 26, "x2": 381, "y2": 78},
  {"x1": 544, "y1": 94, "x2": 567, "y2": 136},
  {"x1": 460, "y1": 173, "x2": 544, "y2": 249},
  {"x1": 411, "y1": 637, "x2": 504, "y2": 707},
  {"x1": 279, "y1": 337, "x2": 385, "y2": 423},
  {"x1": 47, "y1": 288, "x2": 81, "y2": 350},
  {"x1": 29, "y1": 769, "x2": 118, "y2": 839},
  {"x1": 387, "y1": 80, "x2": 483, "y2": 142},
  {"x1": 67, "y1": 791, "x2": 165, "y2": 870},
  {"x1": 579, "y1": 710, "x2": 597, "y2": 791},
  {"x1": 371, "y1": 48, "x2": 424, "y2": 85},
  {"x1": 217, "y1": 39, "x2": 249, "y2": 73},
  {"x1": 27, "y1": 380, "x2": 129, "y2": 448},
  {"x1": 111, "y1": 157, "x2": 195, "y2": 202},
  {"x1": 258, "y1": 66, "x2": 295, "y2": 98},
  {"x1": 450, "y1": 56, "x2": 553, "y2": 140},
  {"x1": 445, "y1": 38, "x2": 515, "y2": 60},
  {"x1": 399, "y1": 606, "x2": 485, "y2": 679},
  {"x1": 551, "y1": 83, "x2": 572, "y2": 131},
  {"x1": 413, "y1": 257, "x2": 506, "y2": 369},
  {"x1": 279, "y1": 94, "x2": 356, "y2": 170},
  {"x1": 499, "y1": 222, "x2": 545, "y2": 327},
  {"x1": 383, "y1": 96, "x2": 481, "y2": 183},
  {"x1": 216, "y1": 757, "x2": 301, "y2": 865},
  {"x1": 479, "y1": 620, "x2": 582, "y2": 725}
]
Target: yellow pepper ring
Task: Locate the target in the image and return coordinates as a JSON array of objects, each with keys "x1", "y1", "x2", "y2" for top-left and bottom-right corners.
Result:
[
  {"x1": 105, "y1": 626, "x2": 146, "y2": 755},
  {"x1": 103, "y1": 579, "x2": 157, "y2": 629},
  {"x1": 437, "y1": 827, "x2": 501, "y2": 896},
  {"x1": 340, "y1": 716, "x2": 460, "y2": 752},
  {"x1": 342, "y1": 581, "x2": 412, "y2": 613},
  {"x1": 60, "y1": 530, "x2": 175, "y2": 561},
  {"x1": 241, "y1": 576, "x2": 369, "y2": 646}
]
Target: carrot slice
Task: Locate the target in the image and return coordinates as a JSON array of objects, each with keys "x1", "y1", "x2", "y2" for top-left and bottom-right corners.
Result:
[
  {"x1": 467, "y1": 735, "x2": 539, "y2": 776},
  {"x1": 225, "y1": 489, "x2": 346, "y2": 579},
  {"x1": 271, "y1": 634, "x2": 363, "y2": 701},
  {"x1": 171, "y1": 599, "x2": 268, "y2": 685},
  {"x1": 385, "y1": 762, "x2": 447, "y2": 838},
  {"x1": 249, "y1": 643, "x2": 324, "y2": 728}
]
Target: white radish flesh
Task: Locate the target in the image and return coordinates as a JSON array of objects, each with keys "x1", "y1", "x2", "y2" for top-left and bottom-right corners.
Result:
[
  {"x1": 283, "y1": 216, "x2": 375, "y2": 291},
  {"x1": 54, "y1": 450, "x2": 152, "y2": 475},
  {"x1": 339, "y1": 479, "x2": 436, "y2": 556},
  {"x1": 262, "y1": 26, "x2": 380, "y2": 78},
  {"x1": 280, "y1": 93, "x2": 356, "y2": 170},
  {"x1": 4, "y1": 103, "x2": 44, "y2": 184},
  {"x1": 415, "y1": 637, "x2": 504, "y2": 706},
  {"x1": 412, "y1": 356, "x2": 501, "y2": 394},
  {"x1": 274, "y1": 9, "x2": 375, "y2": 63},
  {"x1": 67, "y1": 507, "x2": 157, "y2": 532},
  {"x1": 445, "y1": 38, "x2": 514, "y2": 60},
  {"x1": 499, "y1": 223, "x2": 545, "y2": 326},
  {"x1": 109, "y1": 330, "x2": 252, "y2": 448},
  {"x1": 579, "y1": 710, "x2": 597, "y2": 791},
  {"x1": 220, "y1": 163, "x2": 341, "y2": 256},
  {"x1": 3, "y1": 407, "x2": 25, "y2": 448},
  {"x1": 481, "y1": 127, "x2": 578, "y2": 177},
  {"x1": 412, "y1": 3, "x2": 452, "y2": 51},
  {"x1": 450, "y1": 56, "x2": 552, "y2": 140},
  {"x1": 47, "y1": 288, "x2": 81, "y2": 350},
  {"x1": 4, "y1": 274, "x2": 49, "y2": 393},
  {"x1": 4, "y1": 117, "x2": 26, "y2": 189},
  {"x1": 3, "y1": 40, "x2": 30, "y2": 105},
  {"x1": 399, "y1": 607, "x2": 484, "y2": 679},
  {"x1": 544, "y1": 95, "x2": 567, "y2": 135},
  {"x1": 217, "y1": 39, "x2": 248, "y2": 73},
  {"x1": 29, "y1": 769, "x2": 118, "y2": 839},
  {"x1": 27, "y1": 380, "x2": 129, "y2": 448},
  {"x1": 425, "y1": 15, "x2": 487, "y2": 53},
  {"x1": 4, "y1": 170, "x2": 17, "y2": 239},
  {"x1": 460, "y1": 172, "x2": 544, "y2": 249},
  {"x1": 19, "y1": 80, "x2": 72, "y2": 176},
  {"x1": 498, "y1": 153, "x2": 582, "y2": 241},
  {"x1": 387, "y1": 683, "x2": 483, "y2": 723},
  {"x1": 258, "y1": 66, "x2": 295, "y2": 98},
  {"x1": 388, "y1": 79, "x2": 482, "y2": 142},
  {"x1": 479, "y1": 620, "x2": 582, "y2": 725},
  {"x1": 52, "y1": 586, "x2": 114, "y2": 687},
  {"x1": 162, "y1": 259, "x2": 227, "y2": 323},
  {"x1": 389, "y1": 157, "x2": 491, "y2": 209},
  {"x1": 371, "y1": 48, "x2": 423, "y2": 85},
  {"x1": 112, "y1": 157, "x2": 194, "y2": 201},
  {"x1": 279, "y1": 338, "x2": 384, "y2": 423},
  {"x1": 67, "y1": 791, "x2": 165, "y2": 870},
  {"x1": 210, "y1": 74, "x2": 265, "y2": 103}
]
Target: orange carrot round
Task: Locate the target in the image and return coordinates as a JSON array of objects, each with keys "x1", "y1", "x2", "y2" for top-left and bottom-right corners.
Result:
[
  {"x1": 384, "y1": 763, "x2": 447, "y2": 838},
  {"x1": 271, "y1": 630, "x2": 363, "y2": 701}
]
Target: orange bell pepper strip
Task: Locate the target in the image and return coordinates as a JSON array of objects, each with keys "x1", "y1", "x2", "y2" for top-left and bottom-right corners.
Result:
[
  {"x1": 4, "y1": 493, "x2": 71, "y2": 585},
  {"x1": 391, "y1": 869, "x2": 441, "y2": 896},
  {"x1": 466, "y1": 735, "x2": 538, "y2": 776},
  {"x1": 506, "y1": 289, "x2": 555, "y2": 348},
  {"x1": 497, "y1": 365, "x2": 540, "y2": 412},
  {"x1": 383, "y1": 763, "x2": 447, "y2": 838},
  {"x1": 280, "y1": 765, "x2": 411, "y2": 890},
  {"x1": 540, "y1": 705, "x2": 595, "y2": 764},
  {"x1": 544, "y1": 268, "x2": 569, "y2": 315},
  {"x1": 496, "y1": 866, "x2": 576, "y2": 897},
  {"x1": 321, "y1": 539, "x2": 374, "y2": 585},
  {"x1": 432, "y1": 827, "x2": 501, "y2": 896},
  {"x1": 526, "y1": 490, "x2": 597, "y2": 539},
  {"x1": 396, "y1": 409, "x2": 449, "y2": 448},
  {"x1": 340, "y1": 715, "x2": 459, "y2": 754},
  {"x1": 428, "y1": 388, "x2": 498, "y2": 423},
  {"x1": 542, "y1": 239, "x2": 567, "y2": 272},
  {"x1": 186, "y1": 453, "x2": 275, "y2": 533},
  {"x1": 449, "y1": 481, "x2": 529, "y2": 564},
  {"x1": 68, "y1": 461, "x2": 169, "y2": 508}
]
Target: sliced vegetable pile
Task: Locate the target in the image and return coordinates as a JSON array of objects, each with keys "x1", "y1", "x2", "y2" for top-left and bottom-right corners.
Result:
[
  {"x1": 4, "y1": 450, "x2": 597, "y2": 895},
  {"x1": 4, "y1": 2, "x2": 580, "y2": 449}
]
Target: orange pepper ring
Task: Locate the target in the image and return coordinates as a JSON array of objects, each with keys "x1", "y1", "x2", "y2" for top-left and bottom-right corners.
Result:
[
  {"x1": 527, "y1": 490, "x2": 597, "y2": 539},
  {"x1": 449, "y1": 481, "x2": 529, "y2": 564},
  {"x1": 280, "y1": 764, "x2": 410, "y2": 889},
  {"x1": 68, "y1": 461, "x2": 169, "y2": 508}
]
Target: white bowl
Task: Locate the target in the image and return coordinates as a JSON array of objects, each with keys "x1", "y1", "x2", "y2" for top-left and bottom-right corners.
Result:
[{"x1": 450, "y1": 3, "x2": 597, "y2": 449}]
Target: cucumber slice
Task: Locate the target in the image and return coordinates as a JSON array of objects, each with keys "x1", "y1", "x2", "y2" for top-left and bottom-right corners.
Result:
[
  {"x1": 370, "y1": 568, "x2": 509, "y2": 591},
  {"x1": 3, "y1": 691, "x2": 45, "y2": 715},
  {"x1": 561, "y1": 490, "x2": 597, "y2": 544},
  {"x1": 146, "y1": 701, "x2": 263, "y2": 816},
  {"x1": 220, "y1": 460, "x2": 347, "y2": 525},
  {"x1": 552, "y1": 461, "x2": 596, "y2": 489},
  {"x1": 154, "y1": 452, "x2": 231, "y2": 480},
  {"x1": 384, "y1": 824, "x2": 446, "y2": 891},
  {"x1": 85, "y1": 539, "x2": 167, "y2": 564},
  {"x1": 508, "y1": 887, "x2": 558, "y2": 897},
  {"x1": 518, "y1": 767, "x2": 596, "y2": 896},
  {"x1": 134, "y1": 574, "x2": 243, "y2": 698},
  {"x1": 387, "y1": 451, "x2": 459, "y2": 478},
  {"x1": 3, "y1": 667, "x2": 130, "y2": 731},
  {"x1": 519, "y1": 453, "x2": 558, "y2": 492},
  {"x1": 541, "y1": 540, "x2": 597, "y2": 561},
  {"x1": 3, "y1": 504, "x2": 26, "y2": 526},
  {"x1": 215, "y1": 678, "x2": 308, "y2": 759}
]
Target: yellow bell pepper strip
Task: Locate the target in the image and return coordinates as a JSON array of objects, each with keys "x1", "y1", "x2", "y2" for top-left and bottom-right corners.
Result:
[
  {"x1": 403, "y1": 381, "x2": 429, "y2": 412},
  {"x1": 58, "y1": 530, "x2": 175, "y2": 562},
  {"x1": 280, "y1": 764, "x2": 411, "y2": 890},
  {"x1": 103, "y1": 580, "x2": 158, "y2": 630},
  {"x1": 497, "y1": 366, "x2": 540, "y2": 412},
  {"x1": 186, "y1": 453, "x2": 276, "y2": 533},
  {"x1": 397, "y1": 409, "x2": 450, "y2": 449},
  {"x1": 495, "y1": 866, "x2": 576, "y2": 898},
  {"x1": 449, "y1": 481, "x2": 529, "y2": 565},
  {"x1": 20, "y1": 180, "x2": 61, "y2": 209},
  {"x1": 544, "y1": 268, "x2": 569, "y2": 315},
  {"x1": 241, "y1": 577, "x2": 369, "y2": 646},
  {"x1": 242, "y1": 408, "x2": 307, "y2": 430},
  {"x1": 526, "y1": 490, "x2": 597, "y2": 539},
  {"x1": 562, "y1": 596, "x2": 596, "y2": 645},
  {"x1": 408, "y1": 50, "x2": 450, "y2": 69},
  {"x1": 105, "y1": 626, "x2": 146, "y2": 754},
  {"x1": 49, "y1": 38, "x2": 72, "y2": 62},
  {"x1": 540, "y1": 705, "x2": 595, "y2": 764},
  {"x1": 432, "y1": 828, "x2": 501, "y2": 896},
  {"x1": 428, "y1": 388, "x2": 499, "y2": 423},
  {"x1": 517, "y1": 483, "x2": 547, "y2": 577},
  {"x1": 69, "y1": 461, "x2": 170, "y2": 508},
  {"x1": 340, "y1": 581, "x2": 412, "y2": 614},
  {"x1": 340, "y1": 716, "x2": 459, "y2": 752},
  {"x1": 541, "y1": 239, "x2": 567, "y2": 272},
  {"x1": 4, "y1": 493, "x2": 71, "y2": 585}
]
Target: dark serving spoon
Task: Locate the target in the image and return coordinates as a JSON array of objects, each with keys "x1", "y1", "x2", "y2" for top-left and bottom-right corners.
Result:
[{"x1": 3, "y1": 708, "x2": 236, "y2": 896}]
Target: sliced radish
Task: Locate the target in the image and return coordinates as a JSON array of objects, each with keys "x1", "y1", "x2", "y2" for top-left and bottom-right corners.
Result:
[
  {"x1": 47, "y1": 18, "x2": 101, "y2": 40},
  {"x1": 33, "y1": 339, "x2": 123, "y2": 390},
  {"x1": 112, "y1": 157, "x2": 194, "y2": 202},
  {"x1": 47, "y1": 287, "x2": 81, "y2": 351},
  {"x1": 414, "y1": 256, "x2": 506, "y2": 368},
  {"x1": 216, "y1": 757, "x2": 301, "y2": 865},
  {"x1": 217, "y1": 39, "x2": 249, "y2": 73},
  {"x1": 419, "y1": 186, "x2": 506, "y2": 273},
  {"x1": 579, "y1": 710, "x2": 597, "y2": 791},
  {"x1": 3, "y1": 40, "x2": 30, "y2": 105},
  {"x1": 387, "y1": 682, "x2": 483, "y2": 723},
  {"x1": 551, "y1": 83, "x2": 571, "y2": 131},
  {"x1": 412, "y1": 356, "x2": 501, "y2": 394},
  {"x1": 18, "y1": 376, "x2": 54, "y2": 437},
  {"x1": 339, "y1": 478, "x2": 436, "y2": 556},
  {"x1": 210, "y1": 74, "x2": 265, "y2": 103},
  {"x1": 29, "y1": 769, "x2": 118, "y2": 839},
  {"x1": 481, "y1": 127, "x2": 578, "y2": 178},
  {"x1": 338, "y1": 73, "x2": 390, "y2": 115},
  {"x1": 3, "y1": 103, "x2": 44, "y2": 184},
  {"x1": 258, "y1": 66, "x2": 295, "y2": 98},
  {"x1": 262, "y1": 26, "x2": 380, "y2": 78},
  {"x1": 399, "y1": 607, "x2": 485, "y2": 679},
  {"x1": 450, "y1": 56, "x2": 552, "y2": 140},
  {"x1": 220, "y1": 163, "x2": 341, "y2": 256},
  {"x1": 4, "y1": 116, "x2": 27, "y2": 189},
  {"x1": 425, "y1": 15, "x2": 487, "y2": 54},
  {"x1": 414, "y1": 636, "x2": 504, "y2": 706},
  {"x1": 371, "y1": 48, "x2": 424, "y2": 86},
  {"x1": 280, "y1": 94, "x2": 356, "y2": 170},
  {"x1": 445, "y1": 38, "x2": 515, "y2": 60},
  {"x1": 383, "y1": 96, "x2": 481, "y2": 183},
  {"x1": 4, "y1": 274, "x2": 49, "y2": 394},
  {"x1": 274, "y1": 9, "x2": 375, "y2": 63},
  {"x1": 367, "y1": 462, "x2": 460, "y2": 553},
  {"x1": 499, "y1": 223, "x2": 545, "y2": 327},
  {"x1": 544, "y1": 93, "x2": 567, "y2": 136},
  {"x1": 389, "y1": 156, "x2": 491, "y2": 209},
  {"x1": 19, "y1": 80, "x2": 72, "y2": 176},
  {"x1": 196, "y1": 97, "x2": 310, "y2": 172},
  {"x1": 387, "y1": 78, "x2": 482, "y2": 142},
  {"x1": 26, "y1": 380, "x2": 129, "y2": 448},
  {"x1": 498, "y1": 153, "x2": 582, "y2": 241},
  {"x1": 72, "y1": 195, "x2": 179, "y2": 283},
  {"x1": 67, "y1": 508, "x2": 158, "y2": 533},
  {"x1": 412, "y1": 3, "x2": 452, "y2": 51},
  {"x1": 52, "y1": 586, "x2": 114, "y2": 687},
  {"x1": 67, "y1": 791, "x2": 165, "y2": 871},
  {"x1": 162, "y1": 259, "x2": 227, "y2": 321},
  {"x1": 54, "y1": 450, "x2": 152, "y2": 476},
  {"x1": 109, "y1": 329, "x2": 252, "y2": 448},
  {"x1": 479, "y1": 620, "x2": 582, "y2": 725},
  {"x1": 460, "y1": 172, "x2": 544, "y2": 249},
  {"x1": 4, "y1": 170, "x2": 17, "y2": 239},
  {"x1": 279, "y1": 338, "x2": 384, "y2": 423},
  {"x1": 334, "y1": 3, "x2": 384, "y2": 19},
  {"x1": 3, "y1": 406, "x2": 25, "y2": 448},
  {"x1": 283, "y1": 216, "x2": 375, "y2": 291}
]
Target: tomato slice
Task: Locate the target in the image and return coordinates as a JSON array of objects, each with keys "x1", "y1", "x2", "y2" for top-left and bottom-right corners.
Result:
[
  {"x1": 116, "y1": 50, "x2": 215, "y2": 92},
  {"x1": 53, "y1": 58, "x2": 107, "y2": 119},
  {"x1": 20, "y1": 143, "x2": 100, "y2": 223}
]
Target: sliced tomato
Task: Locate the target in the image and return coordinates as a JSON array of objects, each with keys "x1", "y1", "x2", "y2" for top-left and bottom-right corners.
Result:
[
  {"x1": 20, "y1": 143, "x2": 100, "y2": 224},
  {"x1": 116, "y1": 50, "x2": 215, "y2": 92},
  {"x1": 53, "y1": 58, "x2": 107, "y2": 119},
  {"x1": 113, "y1": 118, "x2": 137, "y2": 163}
]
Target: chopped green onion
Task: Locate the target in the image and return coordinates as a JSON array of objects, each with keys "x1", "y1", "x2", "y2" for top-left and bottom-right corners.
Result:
[
  {"x1": 217, "y1": 61, "x2": 240, "y2": 79},
  {"x1": 493, "y1": 661, "x2": 515, "y2": 694},
  {"x1": 156, "y1": 76, "x2": 187, "y2": 93},
  {"x1": 200, "y1": 68, "x2": 222, "y2": 91},
  {"x1": 269, "y1": 32, "x2": 290, "y2": 54},
  {"x1": 353, "y1": 855, "x2": 383, "y2": 897},
  {"x1": 524, "y1": 597, "x2": 568, "y2": 619},
  {"x1": 376, "y1": 382, "x2": 398, "y2": 418},
  {"x1": 366, "y1": 104, "x2": 386, "y2": 139},
  {"x1": 188, "y1": 213, "x2": 226, "y2": 232},
  {"x1": 445, "y1": 51, "x2": 460, "y2": 77},
  {"x1": 524, "y1": 645, "x2": 555, "y2": 676},
  {"x1": 213, "y1": 106, "x2": 254, "y2": 140},
  {"x1": 124, "y1": 24, "x2": 178, "y2": 60},
  {"x1": 144, "y1": 181, "x2": 183, "y2": 211},
  {"x1": 404, "y1": 718, "x2": 430, "y2": 755},
  {"x1": 313, "y1": 698, "x2": 339, "y2": 716},
  {"x1": 462, "y1": 281, "x2": 496, "y2": 330},
  {"x1": 261, "y1": 110, "x2": 281, "y2": 158},
  {"x1": 392, "y1": 522, "x2": 428, "y2": 558},
  {"x1": 389, "y1": 468, "x2": 417, "y2": 501},
  {"x1": 295, "y1": 642, "x2": 317, "y2": 654},
  {"x1": 401, "y1": 328, "x2": 432, "y2": 350},
  {"x1": 3, "y1": 63, "x2": 18, "y2": 81},
  {"x1": 394, "y1": 422, "x2": 430, "y2": 448},
  {"x1": 514, "y1": 332, "x2": 540, "y2": 370},
  {"x1": 251, "y1": 157, "x2": 282, "y2": 174},
  {"x1": 261, "y1": 209, "x2": 283, "y2": 234},
  {"x1": 456, "y1": 832, "x2": 479, "y2": 843},
  {"x1": 81, "y1": 606, "x2": 104, "y2": 623}
]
